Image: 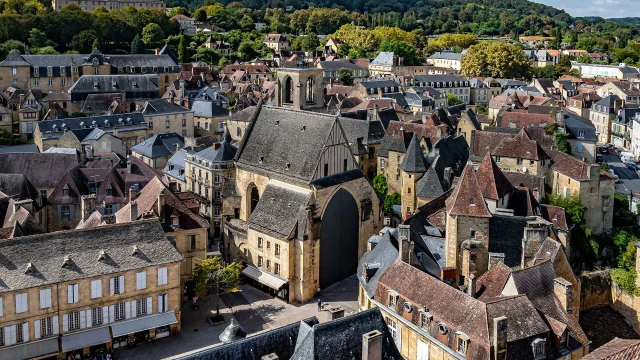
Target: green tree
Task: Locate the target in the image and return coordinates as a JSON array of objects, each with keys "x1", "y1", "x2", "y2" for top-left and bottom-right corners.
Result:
[
  {"x1": 130, "y1": 34, "x2": 144, "y2": 54},
  {"x1": 379, "y1": 38, "x2": 420, "y2": 65},
  {"x1": 193, "y1": 257, "x2": 241, "y2": 318},
  {"x1": 338, "y1": 68, "x2": 354, "y2": 86},
  {"x1": 28, "y1": 28, "x2": 54, "y2": 49},
  {"x1": 70, "y1": 30, "x2": 100, "y2": 53},
  {"x1": 554, "y1": 133, "x2": 573, "y2": 155},
  {"x1": 34, "y1": 46, "x2": 58, "y2": 54},
  {"x1": 142, "y1": 23, "x2": 165, "y2": 47},
  {"x1": 372, "y1": 174, "x2": 388, "y2": 195},
  {"x1": 476, "y1": 103, "x2": 488, "y2": 115},
  {"x1": 195, "y1": 47, "x2": 220, "y2": 65},
  {"x1": 300, "y1": 33, "x2": 320, "y2": 51},
  {"x1": 0, "y1": 129, "x2": 13, "y2": 146},
  {"x1": 178, "y1": 35, "x2": 190, "y2": 63},
  {"x1": 336, "y1": 43, "x2": 350, "y2": 58},
  {"x1": 447, "y1": 93, "x2": 463, "y2": 106},
  {"x1": 240, "y1": 15, "x2": 254, "y2": 32},
  {"x1": 238, "y1": 41, "x2": 257, "y2": 59},
  {"x1": 461, "y1": 42, "x2": 531, "y2": 78},
  {"x1": 92, "y1": 38, "x2": 100, "y2": 51},
  {"x1": 193, "y1": 8, "x2": 207, "y2": 23},
  {"x1": 383, "y1": 192, "x2": 401, "y2": 214}
]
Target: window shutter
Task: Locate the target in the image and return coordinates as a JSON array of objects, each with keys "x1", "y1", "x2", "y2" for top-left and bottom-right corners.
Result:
[
  {"x1": 47, "y1": 289, "x2": 52, "y2": 308},
  {"x1": 40, "y1": 290, "x2": 45, "y2": 309},
  {"x1": 56, "y1": 206, "x2": 61, "y2": 220},
  {"x1": 157, "y1": 295, "x2": 162, "y2": 313},
  {"x1": 34, "y1": 320, "x2": 41, "y2": 339},
  {"x1": 22, "y1": 322, "x2": 29, "y2": 342},
  {"x1": 109, "y1": 305, "x2": 115, "y2": 323},
  {"x1": 103, "y1": 306, "x2": 109, "y2": 324},
  {"x1": 23, "y1": 294, "x2": 28, "y2": 312},
  {"x1": 119, "y1": 276, "x2": 125, "y2": 294},
  {"x1": 136, "y1": 273, "x2": 141, "y2": 290},
  {"x1": 110, "y1": 278, "x2": 115, "y2": 296},
  {"x1": 85, "y1": 310, "x2": 92, "y2": 328},
  {"x1": 125, "y1": 301, "x2": 131, "y2": 319},
  {"x1": 74, "y1": 284, "x2": 79, "y2": 304},
  {"x1": 80, "y1": 310, "x2": 86, "y2": 329},
  {"x1": 52, "y1": 316, "x2": 59, "y2": 335},
  {"x1": 147, "y1": 297, "x2": 152, "y2": 315},
  {"x1": 395, "y1": 323, "x2": 402, "y2": 351},
  {"x1": 62, "y1": 314, "x2": 69, "y2": 332},
  {"x1": 97, "y1": 281, "x2": 102, "y2": 298},
  {"x1": 9, "y1": 325, "x2": 16, "y2": 345},
  {"x1": 69, "y1": 206, "x2": 74, "y2": 220},
  {"x1": 3, "y1": 326, "x2": 9, "y2": 345},
  {"x1": 67, "y1": 285, "x2": 73, "y2": 304},
  {"x1": 142, "y1": 272, "x2": 146, "y2": 289},
  {"x1": 0, "y1": 297, "x2": 3, "y2": 317},
  {"x1": 131, "y1": 300, "x2": 137, "y2": 318},
  {"x1": 157, "y1": 268, "x2": 162, "y2": 285}
]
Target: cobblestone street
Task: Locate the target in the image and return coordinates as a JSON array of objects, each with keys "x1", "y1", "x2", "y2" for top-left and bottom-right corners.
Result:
[{"x1": 114, "y1": 275, "x2": 359, "y2": 359}]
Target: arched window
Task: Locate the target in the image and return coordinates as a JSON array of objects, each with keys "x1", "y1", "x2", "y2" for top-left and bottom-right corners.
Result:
[
  {"x1": 284, "y1": 77, "x2": 293, "y2": 104},
  {"x1": 306, "y1": 77, "x2": 314, "y2": 104}
]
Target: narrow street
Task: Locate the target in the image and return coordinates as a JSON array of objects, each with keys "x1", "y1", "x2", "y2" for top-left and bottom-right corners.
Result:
[{"x1": 601, "y1": 152, "x2": 640, "y2": 195}]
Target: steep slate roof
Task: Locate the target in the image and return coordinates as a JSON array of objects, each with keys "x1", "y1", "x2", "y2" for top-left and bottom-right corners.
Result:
[
  {"x1": 236, "y1": 106, "x2": 352, "y2": 184},
  {"x1": 191, "y1": 130, "x2": 236, "y2": 163},
  {"x1": 357, "y1": 231, "x2": 398, "y2": 297},
  {"x1": 115, "y1": 177, "x2": 209, "y2": 232},
  {"x1": 141, "y1": 99, "x2": 191, "y2": 115},
  {"x1": 399, "y1": 134, "x2": 427, "y2": 173},
  {"x1": 370, "y1": 52, "x2": 396, "y2": 66},
  {"x1": 0, "y1": 174, "x2": 40, "y2": 202},
  {"x1": 491, "y1": 128, "x2": 549, "y2": 161},
  {"x1": 247, "y1": 182, "x2": 311, "y2": 239},
  {"x1": 290, "y1": 308, "x2": 404, "y2": 360},
  {"x1": 337, "y1": 117, "x2": 385, "y2": 155},
  {"x1": 476, "y1": 154, "x2": 513, "y2": 201},
  {"x1": 428, "y1": 52, "x2": 463, "y2": 60},
  {"x1": 446, "y1": 164, "x2": 491, "y2": 217},
  {"x1": 476, "y1": 262, "x2": 512, "y2": 301},
  {"x1": 229, "y1": 106, "x2": 257, "y2": 122},
  {"x1": 37, "y1": 113, "x2": 145, "y2": 135},
  {"x1": 190, "y1": 100, "x2": 228, "y2": 118},
  {"x1": 497, "y1": 112, "x2": 555, "y2": 128},
  {"x1": 0, "y1": 153, "x2": 78, "y2": 189},
  {"x1": 579, "y1": 306, "x2": 640, "y2": 350},
  {"x1": 582, "y1": 338, "x2": 640, "y2": 360},
  {"x1": 0, "y1": 220, "x2": 182, "y2": 294},
  {"x1": 548, "y1": 150, "x2": 596, "y2": 181},
  {"x1": 539, "y1": 205, "x2": 569, "y2": 231},
  {"x1": 69, "y1": 74, "x2": 159, "y2": 95},
  {"x1": 0, "y1": 50, "x2": 30, "y2": 66},
  {"x1": 564, "y1": 112, "x2": 597, "y2": 142},
  {"x1": 378, "y1": 121, "x2": 441, "y2": 158},
  {"x1": 318, "y1": 61, "x2": 366, "y2": 71},
  {"x1": 131, "y1": 133, "x2": 184, "y2": 159}
]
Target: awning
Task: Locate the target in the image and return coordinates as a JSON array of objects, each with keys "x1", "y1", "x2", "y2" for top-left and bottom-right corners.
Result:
[
  {"x1": 242, "y1": 265, "x2": 288, "y2": 290},
  {"x1": 110, "y1": 311, "x2": 178, "y2": 338},
  {"x1": 62, "y1": 326, "x2": 111, "y2": 352},
  {"x1": 0, "y1": 337, "x2": 58, "y2": 360}
]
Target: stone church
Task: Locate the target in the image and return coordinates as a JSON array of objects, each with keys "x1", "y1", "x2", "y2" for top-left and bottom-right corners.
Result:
[{"x1": 223, "y1": 104, "x2": 381, "y2": 303}]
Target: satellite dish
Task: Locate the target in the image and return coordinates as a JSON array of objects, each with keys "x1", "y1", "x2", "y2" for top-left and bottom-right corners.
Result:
[{"x1": 403, "y1": 302, "x2": 414, "y2": 313}]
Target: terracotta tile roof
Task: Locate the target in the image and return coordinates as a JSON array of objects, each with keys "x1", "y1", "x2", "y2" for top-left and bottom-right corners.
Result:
[
  {"x1": 475, "y1": 262, "x2": 512, "y2": 301},
  {"x1": 446, "y1": 164, "x2": 491, "y2": 217},
  {"x1": 470, "y1": 130, "x2": 513, "y2": 159},
  {"x1": 326, "y1": 85, "x2": 352, "y2": 96},
  {"x1": 549, "y1": 150, "x2": 594, "y2": 181},
  {"x1": 475, "y1": 154, "x2": 513, "y2": 201},
  {"x1": 580, "y1": 306, "x2": 640, "y2": 350},
  {"x1": 412, "y1": 189, "x2": 452, "y2": 230},
  {"x1": 115, "y1": 177, "x2": 209, "y2": 231},
  {"x1": 497, "y1": 112, "x2": 555, "y2": 128},
  {"x1": 582, "y1": 338, "x2": 640, "y2": 360},
  {"x1": 492, "y1": 128, "x2": 549, "y2": 161},
  {"x1": 539, "y1": 204, "x2": 568, "y2": 230}
]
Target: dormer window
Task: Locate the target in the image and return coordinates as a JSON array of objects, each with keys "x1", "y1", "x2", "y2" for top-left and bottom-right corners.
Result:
[
  {"x1": 456, "y1": 332, "x2": 469, "y2": 355},
  {"x1": 171, "y1": 215, "x2": 179, "y2": 228},
  {"x1": 63, "y1": 186, "x2": 69, "y2": 197},
  {"x1": 388, "y1": 290, "x2": 399, "y2": 310},
  {"x1": 470, "y1": 197, "x2": 475, "y2": 205},
  {"x1": 106, "y1": 187, "x2": 113, "y2": 197},
  {"x1": 419, "y1": 309, "x2": 432, "y2": 329},
  {"x1": 532, "y1": 338, "x2": 546, "y2": 358}
]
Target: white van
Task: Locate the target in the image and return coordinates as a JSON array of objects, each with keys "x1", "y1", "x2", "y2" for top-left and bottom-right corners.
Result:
[{"x1": 621, "y1": 152, "x2": 635, "y2": 164}]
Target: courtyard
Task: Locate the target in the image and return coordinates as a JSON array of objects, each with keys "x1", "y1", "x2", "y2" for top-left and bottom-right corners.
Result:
[{"x1": 114, "y1": 274, "x2": 360, "y2": 359}]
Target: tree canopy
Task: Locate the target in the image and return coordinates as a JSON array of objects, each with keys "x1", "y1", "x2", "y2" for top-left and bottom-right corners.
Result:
[{"x1": 461, "y1": 42, "x2": 531, "y2": 78}]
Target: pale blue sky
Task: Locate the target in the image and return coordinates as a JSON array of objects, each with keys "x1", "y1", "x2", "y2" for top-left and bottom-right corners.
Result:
[{"x1": 531, "y1": 0, "x2": 640, "y2": 18}]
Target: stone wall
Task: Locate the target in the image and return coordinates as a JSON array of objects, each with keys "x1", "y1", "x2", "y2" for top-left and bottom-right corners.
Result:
[
  {"x1": 612, "y1": 282, "x2": 640, "y2": 333},
  {"x1": 581, "y1": 270, "x2": 612, "y2": 310}
]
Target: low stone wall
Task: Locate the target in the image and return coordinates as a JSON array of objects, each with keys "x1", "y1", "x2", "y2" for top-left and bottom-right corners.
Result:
[{"x1": 612, "y1": 282, "x2": 640, "y2": 333}]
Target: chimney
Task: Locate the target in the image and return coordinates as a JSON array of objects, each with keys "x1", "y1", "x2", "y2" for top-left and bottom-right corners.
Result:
[
  {"x1": 80, "y1": 144, "x2": 87, "y2": 166},
  {"x1": 130, "y1": 201, "x2": 138, "y2": 222},
  {"x1": 129, "y1": 186, "x2": 138, "y2": 202},
  {"x1": 361, "y1": 330, "x2": 382, "y2": 360},
  {"x1": 555, "y1": 109, "x2": 565, "y2": 128},
  {"x1": 467, "y1": 273, "x2": 477, "y2": 297},
  {"x1": 81, "y1": 194, "x2": 96, "y2": 220},
  {"x1": 214, "y1": 143, "x2": 221, "y2": 150},
  {"x1": 493, "y1": 316, "x2": 508, "y2": 360},
  {"x1": 154, "y1": 48, "x2": 160, "y2": 55},
  {"x1": 588, "y1": 164, "x2": 600, "y2": 180},
  {"x1": 158, "y1": 191, "x2": 165, "y2": 223},
  {"x1": 127, "y1": 159, "x2": 132, "y2": 174},
  {"x1": 397, "y1": 225, "x2": 413, "y2": 264},
  {"x1": 554, "y1": 277, "x2": 573, "y2": 314},
  {"x1": 113, "y1": 127, "x2": 119, "y2": 137}
]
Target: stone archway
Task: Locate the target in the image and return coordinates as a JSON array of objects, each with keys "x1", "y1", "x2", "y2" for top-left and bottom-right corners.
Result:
[{"x1": 319, "y1": 188, "x2": 359, "y2": 289}]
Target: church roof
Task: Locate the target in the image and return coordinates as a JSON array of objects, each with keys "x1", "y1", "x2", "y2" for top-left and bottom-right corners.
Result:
[
  {"x1": 399, "y1": 134, "x2": 427, "y2": 173},
  {"x1": 475, "y1": 154, "x2": 513, "y2": 201},
  {"x1": 446, "y1": 164, "x2": 491, "y2": 217}
]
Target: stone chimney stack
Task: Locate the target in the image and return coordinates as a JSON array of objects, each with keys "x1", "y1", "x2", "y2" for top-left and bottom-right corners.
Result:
[
  {"x1": 81, "y1": 194, "x2": 96, "y2": 220},
  {"x1": 361, "y1": 330, "x2": 382, "y2": 360},
  {"x1": 467, "y1": 273, "x2": 477, "y2": 297},
  {"x1": 80, "y1": 144, "x2": 87, "y2": 166},
  {"x1": 130, "y1": 201, "x2": 138, "y2": 222},
  {"x1": 157, "y1": 191, "x2": 165, "y2": 223},
  {"x1": 397, "y1": 225, "x2": 413, "y2": 264},
  {"x1": 127, "y1": 158, "x2": 132, "y2": 174},
  {"x1": 554, "y1": 277, "x2": 573, "y2": 314},
  {"x1": 493, "y1": 316, "x2": 508, "y2": 360},
  {"x1": 129, "y1": 186, "x2": 138, "y2": 203}
]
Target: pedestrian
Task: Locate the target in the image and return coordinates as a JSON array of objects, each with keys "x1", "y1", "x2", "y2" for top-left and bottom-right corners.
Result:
[
  {"x1": 192, "y1": 295, "x2": 198, "y2": 306},
  {"x1": 317, "y1": 298, "x2": 322, "y2": 312}
]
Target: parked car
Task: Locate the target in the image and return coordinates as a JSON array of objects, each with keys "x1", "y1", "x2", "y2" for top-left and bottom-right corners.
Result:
[
  {"x1": 628, "y1": 163, "x2": 638, "y2": 171},
  {"x1": 599, "y1": 147, "x2": 609, "y2": 154},
  {"x1": 613, "y1": 149, "x2": 621, "y2": 157},
  {"x1": 596, "y1": 155, "x2": 603, "y2": 163}
]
